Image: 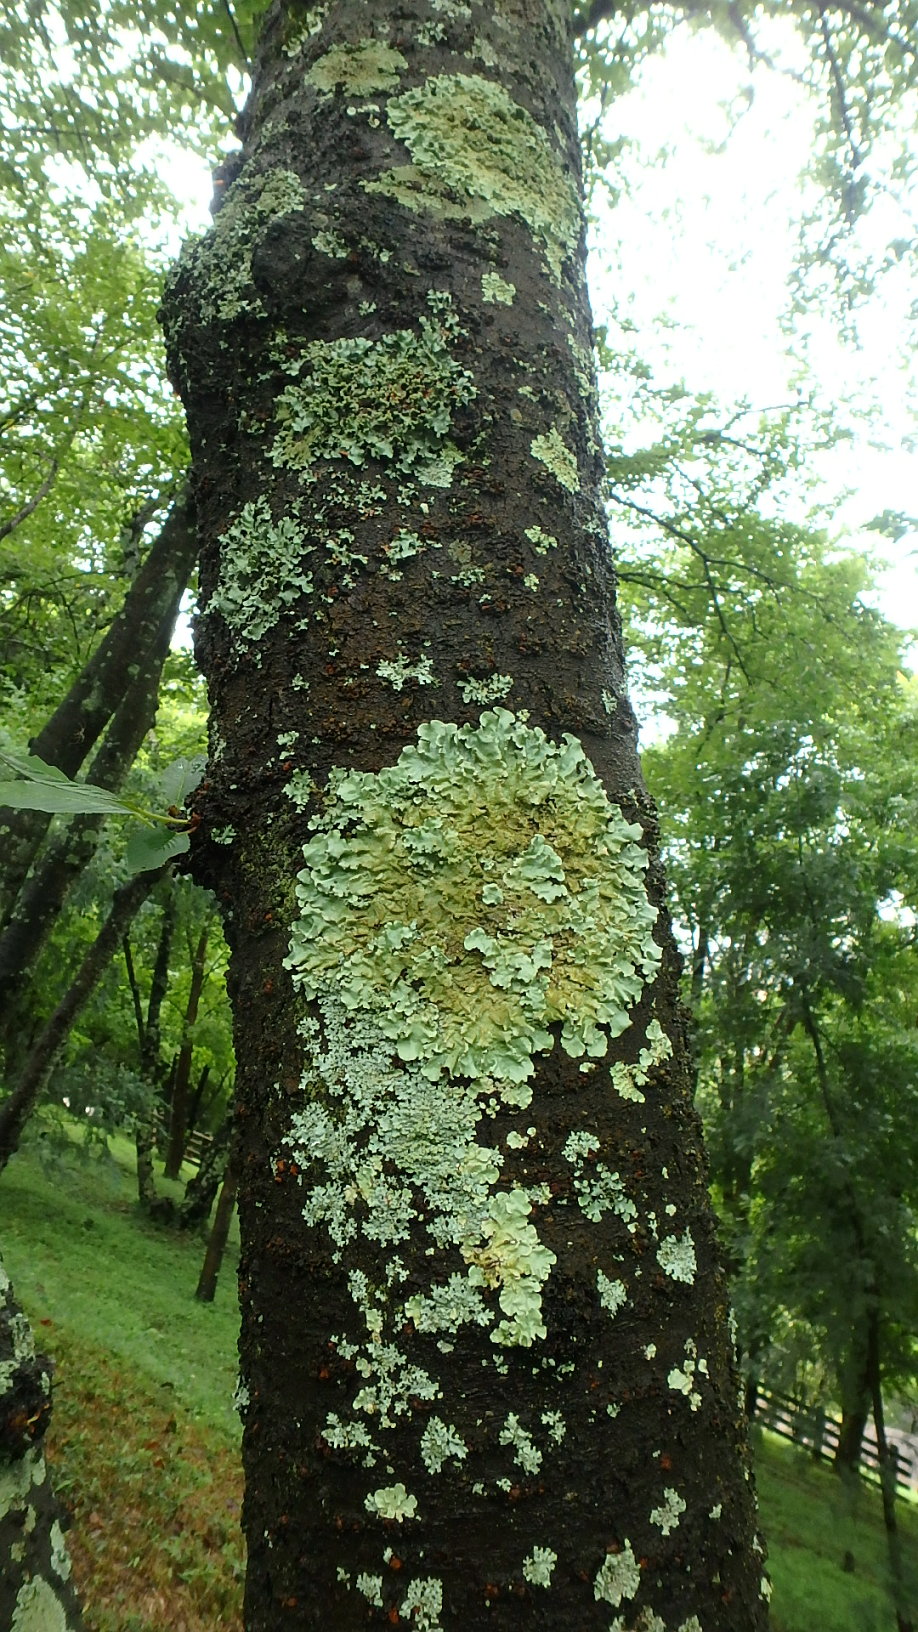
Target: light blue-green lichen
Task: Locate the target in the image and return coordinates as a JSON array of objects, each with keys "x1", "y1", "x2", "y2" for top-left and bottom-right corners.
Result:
[
  {"x1": 208, "y1": 497, "x2": 312, "y2": 647},
  {"x1": 364, "y1": 74, "x2": 580, "y2": 281},
  {"x1": 271, "y1": 313, "x2": 475, "y2": 482},
  {"x1": 463, "y1": 1189, "x2": 555, "y2": 1346},
  {"x1": 285, "y1": 709, "x2": 660, "y2": 1084},
  {"x1": 649, "y1": 1486, "x2": 686, "y2": 1535},
  {"x1": 457, "y1": 673, "x2": 513, "y2": 705},
  {"x1": 481, "y1": 271, "x2": 516, "y2": 305},
  {"x1": 594, "y1": 1541, "x2": 641, "y2": 1608},
  {"x1": 498, "y1": 1411, "x2": 542, "y2": 1473},
  {"x1": 524, "y1": 524, "x2": 557, "y2": 553},
  {"x1": 563, "y1": 1133, "x2": 639, "y2": 1230},
  {"x1": 667, "y1": 1339, "x2": 708, "y2": 1411},
  {"x1": 307, "y1": 41, "x2": 408, "y2": 95},
  {"x1": 356, "y1": 1574, "x2": 384, "y2": 1607},
  {"x1": 377, "y1": 652, "x2": 438, "y2": 691},
  {"x1": 420, "y1": 1416, "x2": 468, "y2": 1473},
  {"x1": 522, "y1": 1546, "x2": 557, "y2": 1588},
  {"x1": 597, "y1": 1270, "x2": 628, "y2": 1317},
  {"x1": 610, "y1": 1019, "x2": 673, "y2": 1104},
  {"x1": 400, "y1": 1578, "x2": 443, "y2": 1631},
  {"x1": 656, "y1": 1230, "x2": 696, "y2": 1285},
  {"x1": 530, "y1": 427, "x2": 580, "y2": 492}
]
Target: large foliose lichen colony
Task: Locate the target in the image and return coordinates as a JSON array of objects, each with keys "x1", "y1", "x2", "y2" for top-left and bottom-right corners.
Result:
[{"x1": 273, "y1": 713, "x2": 708, "y2": 1623}]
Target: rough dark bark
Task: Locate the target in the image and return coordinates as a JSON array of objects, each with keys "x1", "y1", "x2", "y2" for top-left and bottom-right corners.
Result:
[
  {"x1": 162, "y1": 2, "x2": 769, "y2": 1626},
  {"x1": 163, "y1": 916, "x2": 211, "y2": 1178},
  {"x1": 0, "y1": 490, "x2": 193, "y2": 921},
  {"x1": 0, "y1": 869, "x2": 163, "y2": 1173},
  {"x1": 0, "y1": 538, "x2": 192, "y2": 1050},
  {"x1": 195, "y1": 1143, "x2": 240, "y2": 1301},
  {"x1": 0, "y1": 1260, "x2": 85, "y2": 1632}
]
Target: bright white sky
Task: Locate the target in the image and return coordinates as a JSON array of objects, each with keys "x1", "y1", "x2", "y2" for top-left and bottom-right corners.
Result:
[
  {"x1": 583, "y1": 24, "x2": 918, "y2": 638},
  {"x1": 163, "y1": 21, "x2": 918, "y2": 638}
]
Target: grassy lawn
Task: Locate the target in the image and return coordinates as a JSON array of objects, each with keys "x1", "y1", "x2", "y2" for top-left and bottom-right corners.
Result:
[{"x1": 1, "y1": 1125, "x2": 915, "y2": 1630}]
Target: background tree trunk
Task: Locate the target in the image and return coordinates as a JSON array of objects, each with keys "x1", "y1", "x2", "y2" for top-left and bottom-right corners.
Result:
[
  {"x1": 0, "y1": 490, "x2": 193, "y2": 920},
  {"x1": 0, "y1": 868, "x2": 163, "y2": 1173},
  {"x1": 0, "y1": 551, "x2": 191, "y2": 1053},
  {"x1": 163, "y1": 916, "x2": 211, "y2": 1178},
  {"x1": 162, "y1": 1, "x2": 769, "y2": 1625}
]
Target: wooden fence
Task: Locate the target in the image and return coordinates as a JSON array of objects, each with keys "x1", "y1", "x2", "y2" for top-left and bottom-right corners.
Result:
[{"x1": 751, "y1": 1383, "x2": 915, "y2": 1497}]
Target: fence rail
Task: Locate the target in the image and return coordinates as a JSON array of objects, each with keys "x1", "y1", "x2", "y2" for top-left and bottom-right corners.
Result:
[{"x1": 751, "y1": 1383, "x2": 915, "y2": 1497}]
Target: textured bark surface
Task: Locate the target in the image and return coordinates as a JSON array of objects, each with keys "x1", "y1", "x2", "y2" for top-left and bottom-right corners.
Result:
[
  {"x1": 0, "y1": 1261, "x2": 84, "y2": 1632},
  {"x1": 162, "y1": 2, "x2": 770, "y2": 1627}
]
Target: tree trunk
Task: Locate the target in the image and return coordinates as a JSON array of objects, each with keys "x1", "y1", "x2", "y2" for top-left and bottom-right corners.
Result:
[
  {"x1": 162, "y1": 3, "x2": 769, "y2": 1626},
  {"x1": 866, "y1": 1307, "x2": 914, "y2": 1632},
  {"x1": 0, "y1": 1259, "x2": 84, "y2": 1631},
  {"x1": 0, "y1": 551, "x2": 190, "y2": 1049},
  {"x1": 195, "y1": 1144, "x2": 240, "y2": 1302},
  {"x1": 0, "y1": 489, "x2": 194, "y2": 920},
  {"x1": 163, "y1": 916, "x2": 211, "y2": 1178},
  {"x1": 0, "y1": 869, "x2": 163, "y2": 1173},
  {"x1": 134, "y1": 886, "x2": 177, "y2": 1210},
  {"x1": 184, "y1": 1061, "x2": 213, "y2": 1141},
  {"x1": 179, "y1": 1102, "x2": 231, "y2": 1229}
]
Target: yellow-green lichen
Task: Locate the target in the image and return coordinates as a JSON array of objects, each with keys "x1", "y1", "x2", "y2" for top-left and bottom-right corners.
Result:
[
  {"x1": 307, "y1": 41, "x2": 408, "y2": 96},
  {"x1": 364, "y1": 74, "x2": 580, "y2": 281},
  {"x1": 481, "y1": 271, "x2": 516, "y2": 305},
  {"x1": 271, "y1": 314, "x2": 475, "y2": 482},
  {"x1": 530, "y1": 427, "x2": 580, "y2": 492},
  {"x1": 10, "y1": 1577, "x2": 69, "y2": 1632},
  {"x1": 285, "y1": 708, "x2": 660, "y2": 1083}
]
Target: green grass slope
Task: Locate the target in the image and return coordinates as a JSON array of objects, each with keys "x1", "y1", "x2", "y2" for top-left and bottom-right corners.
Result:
[{"x1": 0, "y1": 1128, "x2": 915, "y2": 1630}]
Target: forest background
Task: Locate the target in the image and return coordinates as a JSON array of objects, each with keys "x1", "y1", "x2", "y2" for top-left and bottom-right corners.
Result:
[{"x1": 1, "y1": 1, "x2": 918, "y2": 1628}]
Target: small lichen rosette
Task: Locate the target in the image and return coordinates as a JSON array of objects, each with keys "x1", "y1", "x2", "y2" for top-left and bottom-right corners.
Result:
[{"x1": 285, "y1": 710, "x2": 660, "y2": 1083}]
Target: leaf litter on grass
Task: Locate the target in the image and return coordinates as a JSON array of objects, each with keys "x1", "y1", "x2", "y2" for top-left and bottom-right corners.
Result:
[{"x1": 42, "y1": 1322, "x2": 243, "y2": 1632}]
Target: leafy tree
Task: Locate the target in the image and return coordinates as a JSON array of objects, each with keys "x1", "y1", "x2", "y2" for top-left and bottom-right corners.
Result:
[{"x1": 4, "y1": 0, "x2": 918, "y2": 1627}]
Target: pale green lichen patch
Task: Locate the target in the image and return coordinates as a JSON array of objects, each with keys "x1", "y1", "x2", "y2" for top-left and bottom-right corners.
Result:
[
  {"x1": 377, "y1": 652, "x2": 438, "y2": 691},
  {"x1": 649, "y1": 1486, "x2": 686, "y2": 1535},
  {"x1": 401, "y1": 1578, "x2": 443, "y2": 1631},
  {"x1": 530, "y1": 427, "x2": 580, "y2": 492},
  {"x1": 10, "y1": 1577, "x2": 69, "y2": 1632},
  {"x1": 464, "y1": 1191, "x2": 556, "y2": 1345},
  {"x1": 481, "y1": 271, "x2": 515, "y2": 305},
  {"x1": 522, "y1": 1546, "x2": 557, "y2": 1588},
  {"x1": 307, "y1": 41, "x2": 408, "y2": 95},
  {"x1": 597, "y1": 1270, "x2": 627, "y2": 1317},
  {"x1": 524, "y1": 524, "x2": 557, "y2": 553},
  {"x1": 271, "y1": 314, "x2": 475, "y2": 482},
  {"x1": 365, "y1": 74, "x2": 580, "y2": 281},
  {"x1": 457, "y1": 673, "x2": 512, "y2": 705},
  {"x1": 656, "y1": 1230, "x2": 696, "y2": 1285},
  {"x1": 209, "y1": 498, "x2": 313, "y2": 646},
  {"x1": 594, "y1": 1541, "x2": 641, "y2": 1607},
  {"x1": 285, "y1": 709, "x2": 660, "y2": 1083},
  {"x1": 420, "y1": 1416, "x2": 468, "y2": 1473},
  {"x1": 365, "y1": 1482, "x2": 418, "y2": 1520}
]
